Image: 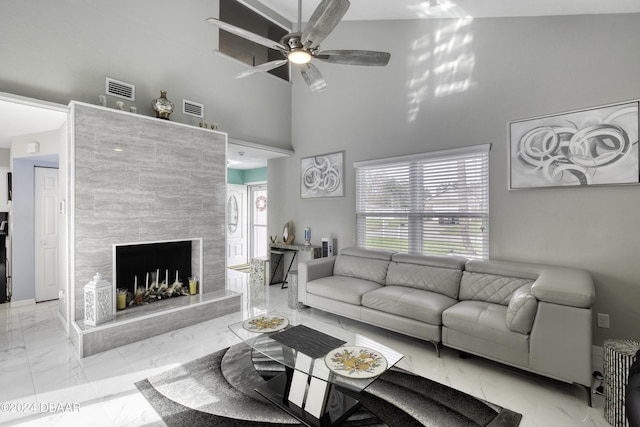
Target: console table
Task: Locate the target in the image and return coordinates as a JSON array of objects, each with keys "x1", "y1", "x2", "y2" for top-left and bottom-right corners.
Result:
[{"x1": 269, "y1": 243, "x2": 321, "y2": 288}]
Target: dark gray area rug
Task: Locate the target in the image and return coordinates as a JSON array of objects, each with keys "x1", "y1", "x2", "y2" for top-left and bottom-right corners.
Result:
[{"x1": 136, "y1": 343, "x2": 522, "y2": 426}]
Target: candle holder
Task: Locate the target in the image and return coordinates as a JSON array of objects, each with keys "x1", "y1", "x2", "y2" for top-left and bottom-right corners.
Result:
[
  {"x1": 116, "y1": 288, "x2": 127, "y2": 310},
  {"x1": 188, "y1": 277, "x2": 198, "y2": 295},
  {"x1": 84, "y1": 272, "x2": 113, "y2": 326}
]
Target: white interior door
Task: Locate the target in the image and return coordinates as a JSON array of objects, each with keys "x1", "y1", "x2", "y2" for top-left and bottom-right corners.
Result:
[
  {"x1": 227, "y1": 184, "x2": 248, "y2": 267},
  {"x1": 35, "y1": 167, "x2": 59, "y2": 302}
]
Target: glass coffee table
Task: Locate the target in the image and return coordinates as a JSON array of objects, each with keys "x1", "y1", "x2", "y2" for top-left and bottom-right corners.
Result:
[{"x1": 229, "y1": 312, "x2": 403, "y2": 427}]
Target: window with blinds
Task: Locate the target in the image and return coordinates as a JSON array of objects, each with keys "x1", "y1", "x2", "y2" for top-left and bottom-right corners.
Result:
[{"x1": 355, "y1": 144, "x2": 490, "y2": 259}]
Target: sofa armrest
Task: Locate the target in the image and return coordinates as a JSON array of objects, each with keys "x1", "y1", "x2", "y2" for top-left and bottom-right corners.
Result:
[
  {"x1": 531, "y1": 267, "x2": 594, "y2": 308},
  {"x1": 298, "y1": 257, "x2": 336, "y2": 304},
  {"x1": 529, "y1": 302, "x2": 593, "y2": 386}
]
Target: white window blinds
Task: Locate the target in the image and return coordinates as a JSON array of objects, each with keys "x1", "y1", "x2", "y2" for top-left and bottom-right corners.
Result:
[{"x1": 355, "y1": 144, "x2": 490, "y2": 259}]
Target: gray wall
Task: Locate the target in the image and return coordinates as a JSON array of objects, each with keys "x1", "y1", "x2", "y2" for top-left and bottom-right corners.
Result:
[
  {"x1": 269, "y1": 14, "x2": 640, "y2": 346},
  {"x1": 72, "y1": 103, "x2": 226, "y2": 321},
  {"x1": 0, "y1": 149, "x2": 10, "y2": 167},
  {"x1": 0, "y1": 0, "x2": 292, "y2": 149}
]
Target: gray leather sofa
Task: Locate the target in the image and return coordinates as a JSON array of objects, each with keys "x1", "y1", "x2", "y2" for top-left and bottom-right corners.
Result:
[{"x1": 298, "y1": 247, "x2": 595, "y2": 389}]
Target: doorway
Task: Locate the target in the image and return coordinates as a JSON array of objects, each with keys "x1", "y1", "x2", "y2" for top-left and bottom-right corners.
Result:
[
  {"x1": 249, "y1": 184, "x2": 268, "y2": 259},
  {"x1": 226, "y1": 183, "x2": 269, "y2": 267},
  {"x1": 227, "y1": 184, "x2": 248, "y2": 267}
]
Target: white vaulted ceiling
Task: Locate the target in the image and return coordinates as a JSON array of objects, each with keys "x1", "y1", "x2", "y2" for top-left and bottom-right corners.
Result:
[{"x1": 257, "y1": 0, "x2": 640, "y2": 23}]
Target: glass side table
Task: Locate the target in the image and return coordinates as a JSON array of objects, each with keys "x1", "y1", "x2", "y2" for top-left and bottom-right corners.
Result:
[
  {"x1": 604, "y1": 339, "x2": 640, "y2": 427},
  {"x1": 228, "y1": 313, "x2": 403, "y2": 427}
]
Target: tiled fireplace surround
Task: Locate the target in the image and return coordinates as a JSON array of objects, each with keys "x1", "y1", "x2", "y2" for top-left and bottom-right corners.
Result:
[{"x1": 69, "y1": 103, "x2": 240, "y2": 357}]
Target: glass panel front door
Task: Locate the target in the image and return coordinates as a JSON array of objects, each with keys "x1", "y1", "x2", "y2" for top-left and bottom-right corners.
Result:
[{"x1": 250, "y1": 185, "x2": 268, "y2": 258}]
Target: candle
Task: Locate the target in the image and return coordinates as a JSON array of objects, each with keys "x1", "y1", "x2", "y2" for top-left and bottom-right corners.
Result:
[
  {"x1": 145, "y1": 272, "x2": 149, "y2": 291},
  {"x1": 156, "y1": 268, "x2": 159, "y2": 288},
  {"x1": 175, "y1": 270, "x2": 179, "y2": 282},
  {"x1": 116, "y1": 289, "x2": 127, "y2": 310},
  {"x1": 165, "y1": 269, "x2": 168, "y2": 285},
  {"x1": 134, "y1": 276, "x2": 138, "y2": 294}
]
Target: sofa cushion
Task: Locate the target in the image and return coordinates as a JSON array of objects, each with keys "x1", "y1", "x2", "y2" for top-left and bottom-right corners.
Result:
[
  {"x1": 385, "y1": 262, "x2": 462, "y2": 299},
  {"x1": 506, "y1": 284, "x2": 538, "y2": 334},
  {"x1": 459, "y1": 272, "x2": 534, "y2": 305},
  {"x1": 306, "y1": 276, "x2": 383, "y2": 305},
  {"x1": 333, "y1": 255, "x2": 390, "y2": 285},
  {"x1": 442, "y1": 301, "x2": 529, "y2": 350},
  {"x1": 362, "y1": 286, "x2": 458, "y2": 324}
]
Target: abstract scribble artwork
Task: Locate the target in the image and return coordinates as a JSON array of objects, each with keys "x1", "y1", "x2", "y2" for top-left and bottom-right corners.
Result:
[
  {"x1": 301, "y1": 151, "x2": 344, "y2": 198},
  {"x1": 509, "y1": 101, "x2": 639, "y2": 189}
]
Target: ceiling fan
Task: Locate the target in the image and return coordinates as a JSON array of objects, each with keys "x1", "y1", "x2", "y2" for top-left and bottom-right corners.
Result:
[{"x1": 206, "y1": 0, "x2": 391, "y2": 92}]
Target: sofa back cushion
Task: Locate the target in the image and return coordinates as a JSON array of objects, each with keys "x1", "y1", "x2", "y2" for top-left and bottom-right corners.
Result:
[
  {"x1": 459, "y1": 271, "x2": 534, "y2": 305},
  {"x1": 386, "y1": 262, "x2": 462, "y2": 299},
  {"x1": 391, "y1": 253, "x2": 467, "y2": 270},
  {"x1": 341, "y1": 246, "x2": 396, "y2": 260},
  {"x1": 333, "y1": 255, "x2": 390, "y2": 285}
]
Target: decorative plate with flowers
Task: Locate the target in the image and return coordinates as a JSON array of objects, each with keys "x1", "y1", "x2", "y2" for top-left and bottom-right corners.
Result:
[
  {"x1": 325, "y1": 346, "x2": 388, "y2": 378},
  {"x1": 242, "y1": 315, "x2": 289, "y2": 333}
]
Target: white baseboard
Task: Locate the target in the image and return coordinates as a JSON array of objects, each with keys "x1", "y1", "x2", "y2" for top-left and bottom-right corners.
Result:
[{"x1": 8, "y1": 298, "x2": 36, "y2": 308}]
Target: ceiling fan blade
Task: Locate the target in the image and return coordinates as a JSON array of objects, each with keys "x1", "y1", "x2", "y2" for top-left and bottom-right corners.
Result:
[
  {"x1": 234, "y1": 59, "x2": 289, "y2": 79},
  {"x1": 206, "y1": 17, "x2": 287, "y2": 51},
  {"x1": 299, "y1": 63, "x2": 327, "y2": 92},
  {"x1": 301, "y1": 0, "x2": 350, "y2": 49},
  {"x1": 316, "y1": 50, "x2": 391, "y2": 66}
]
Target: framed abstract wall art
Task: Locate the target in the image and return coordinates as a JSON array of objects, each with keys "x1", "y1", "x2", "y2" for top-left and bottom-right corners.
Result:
[
  {"x1": 509, "y1": 100, "x2": 639, "y2": 189},
  {"x1": 301, "y1": 151, "x2": 345, "y2": 198}
]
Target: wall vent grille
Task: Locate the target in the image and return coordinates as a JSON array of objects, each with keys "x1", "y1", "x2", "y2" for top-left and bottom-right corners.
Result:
[
  {"x1": 105, "y1": 78, "x2": 135, "y2": 101},
  {"x1": 183, "y1": 100, "x2": 204, "y2": 118}
]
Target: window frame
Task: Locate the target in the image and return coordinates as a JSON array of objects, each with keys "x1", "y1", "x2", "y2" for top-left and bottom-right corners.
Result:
[{"x1": 354, "y1": 144, "x2": 490, "y2": 259}]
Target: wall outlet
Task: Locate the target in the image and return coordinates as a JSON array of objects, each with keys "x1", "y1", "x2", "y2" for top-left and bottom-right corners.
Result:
[{"x1": 597, "y1": 313, "x2": 610, "y2": 329}]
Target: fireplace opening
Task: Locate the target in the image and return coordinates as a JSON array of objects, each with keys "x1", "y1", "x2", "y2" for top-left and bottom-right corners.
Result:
[{"x1": 115, "y1": 240, "x2": 193, "y2": 296}]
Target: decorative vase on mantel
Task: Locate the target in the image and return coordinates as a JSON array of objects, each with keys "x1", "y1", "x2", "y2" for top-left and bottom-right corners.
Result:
[{"x1": 152, "y1": 90, "x2": 174, "y2": 120}]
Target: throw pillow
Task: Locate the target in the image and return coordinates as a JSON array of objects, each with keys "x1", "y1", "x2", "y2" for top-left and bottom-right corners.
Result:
[{"x1": 506, "y1": 284, "x2": 538, "y2": 334}]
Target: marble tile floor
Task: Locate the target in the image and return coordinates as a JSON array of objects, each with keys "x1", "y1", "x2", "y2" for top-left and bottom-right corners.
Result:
[{"x1": 0, "y1": 269, "x2": 611, "y2": 427}]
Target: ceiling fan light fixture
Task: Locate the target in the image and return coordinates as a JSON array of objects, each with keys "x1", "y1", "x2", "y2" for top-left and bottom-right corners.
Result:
[{"x1": 288, "y1": 49, "x2": 312, "y2": 64}]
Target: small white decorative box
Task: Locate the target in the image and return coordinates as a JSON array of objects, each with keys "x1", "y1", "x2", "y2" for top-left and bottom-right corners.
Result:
[{"x1": 84, "y1": 272, "x2": 113, "y2": 326}]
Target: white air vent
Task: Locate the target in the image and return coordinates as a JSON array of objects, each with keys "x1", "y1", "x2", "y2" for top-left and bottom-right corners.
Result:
[
  {"x1": 183, "y1": 99, "x2": 204, "y2": 118},
  {"x1": 105, "y1": 77, "x2": 135, "y2": 101}
]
